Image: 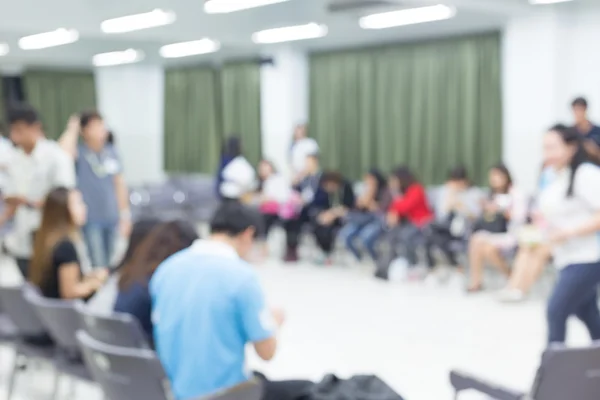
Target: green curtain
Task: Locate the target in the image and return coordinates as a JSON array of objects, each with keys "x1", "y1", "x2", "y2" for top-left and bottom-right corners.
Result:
[
  {"x1": 163, "y1": 61, "x2": 262, "y2": 173},
  {"x1": 0, "y1": 75, "x2": 4, "y2": 127},
  {"x1": 23, "y1": 69, "x2": 96, "y2": 139},
  {"x1": 219, "y1": 62, "x2": 262, "y2": 167},
  {"x1": 309, "y1": 33, "x2": 502, "y2": 185},
  {"x1": 164, "y1": 67, "x2": 221, "y2": 173}
]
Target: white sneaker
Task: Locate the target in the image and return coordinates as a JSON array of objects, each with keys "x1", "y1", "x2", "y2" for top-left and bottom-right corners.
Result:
[{"x1": 497, "y1": 288, "x2": 526, "y2": 303}]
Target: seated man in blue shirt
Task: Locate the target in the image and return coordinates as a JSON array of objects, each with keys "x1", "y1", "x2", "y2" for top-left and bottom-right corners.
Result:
[
  {"x1": 571, "y1": 97, "x2": 600, "y2": 160},
  {"x1": 151, "y1": 200, "x2": 312, "y2": 400}
]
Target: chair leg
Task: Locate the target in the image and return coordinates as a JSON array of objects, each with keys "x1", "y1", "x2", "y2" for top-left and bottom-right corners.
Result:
[
  {"x1": 5, "y1": 353, "x2": 21, "y2": 400},
  {"x1": 50, "y1": 372, "x2": 62, "y2": 400}
]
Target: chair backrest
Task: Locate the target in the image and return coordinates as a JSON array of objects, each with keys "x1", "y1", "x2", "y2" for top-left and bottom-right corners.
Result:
[
  {"x1": 23, "y1": 286, "x2": 81, "y2": 355},
  {"x1": 0, "y1": 284, "x2": 47, "y2": 337},
  {"x1": 77, "y1": 330, "x2": 172, "y2": 400},
  {"x1": 531, "y1": 344, "x2": 600, "y2": 400},
  {"x1": 75, "y1": 302, "x2": 149, "y2": 349},
  {"x1": 200, "y1": 380, "x2": 263, "y2": 400}
]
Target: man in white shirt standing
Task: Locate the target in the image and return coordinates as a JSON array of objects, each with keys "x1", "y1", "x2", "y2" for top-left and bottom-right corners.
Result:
[{"x1": 0, "y1": 103, "x2": 76, "y2": 277}]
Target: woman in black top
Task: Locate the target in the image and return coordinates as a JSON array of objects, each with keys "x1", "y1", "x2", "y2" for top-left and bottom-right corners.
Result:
[{"x1": 29, "y1": 187, "x2": 108, "y2": 299}]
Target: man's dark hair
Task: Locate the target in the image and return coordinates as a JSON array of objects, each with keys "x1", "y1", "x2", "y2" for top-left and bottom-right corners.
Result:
[
  {"x1": 80, "y1": 110, "x2": 103, "y2": 129},
  {"x1": 6, "y1": 103, "x2": 40, "y2": 125},
  {"x1": 572, "y1": 97, "x2": 588, "y2": 109},
  {"x1": 321, "y1": 171, "x2": 343, "y2": 185},
  {"x1": 448, "y1": 166, "x2": 469, "y2": 182},
  {"x1": 210, "y1": 200, "x2": 260, "y2": 236}
]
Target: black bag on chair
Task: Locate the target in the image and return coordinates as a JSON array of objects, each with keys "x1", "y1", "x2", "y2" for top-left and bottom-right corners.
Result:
[{"x1": 306, "y1": 375, "x2": 405, "y2": 400}]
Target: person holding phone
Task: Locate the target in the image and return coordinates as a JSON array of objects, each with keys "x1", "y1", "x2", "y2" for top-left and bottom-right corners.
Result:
[{"x1": 59, "y1": 111, "x2": 131, "y2": 268}]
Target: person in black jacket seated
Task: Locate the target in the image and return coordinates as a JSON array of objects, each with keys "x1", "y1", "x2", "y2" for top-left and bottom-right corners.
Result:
[
  {"x1": 283, "y1": 153, "x2": 322, "y2": 262},
  {"x1": 312, "y1": 171, "x2": 355, "y2": 265},
  {"x1": 114, "y1": 220, "x2": 198, "y2": 346}
]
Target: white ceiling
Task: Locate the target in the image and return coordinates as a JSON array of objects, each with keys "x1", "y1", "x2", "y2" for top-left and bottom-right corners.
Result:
[{"x1": 0, "y1": 0, "x2": 594, "y2": 69}]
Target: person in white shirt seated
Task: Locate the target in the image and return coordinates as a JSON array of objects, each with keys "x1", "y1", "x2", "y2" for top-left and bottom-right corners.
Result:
[
  {"x1": 256, "y1": 160, "x2": 295, "y2": 256},
  {"x1": 290, "y1": 124, "x2": 319, "y2": 185},
  {"x1": 219, "y1": 139, "x2": 257, "y2": 202},
  {"x1": 539, "y1": 125, "x2": 600, "y2": 344}
]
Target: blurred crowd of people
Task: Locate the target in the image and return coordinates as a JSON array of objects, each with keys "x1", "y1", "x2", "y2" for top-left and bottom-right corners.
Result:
[{"x1": 1, "y1": 94, "x2": 600, "y2": 399}]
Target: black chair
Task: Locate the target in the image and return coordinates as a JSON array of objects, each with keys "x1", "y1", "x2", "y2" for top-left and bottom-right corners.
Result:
[
  {"x1": 450, "y1": 343, "x2": 600, "y2": 400},
  {"x1": 0, "y1": 284, "x2": 57, "y2": 400},
  {"x1": 77, "y1": 330, "x2": 173, "y2": 400},
  {"x1": 23, "y1": 287, "x2": 94, "y2": 398},
  {"x1": 78, "y1": 328, "x2": 263, "y2": 400},
  {"x1": 75, "y1": 302, "x2": 150, "y2": 349}
]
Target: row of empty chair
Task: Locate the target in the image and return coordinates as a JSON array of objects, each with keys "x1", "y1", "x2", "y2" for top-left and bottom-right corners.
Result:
[{"x1": 0, "y1": 284, "x2": 261, "y2": 400}]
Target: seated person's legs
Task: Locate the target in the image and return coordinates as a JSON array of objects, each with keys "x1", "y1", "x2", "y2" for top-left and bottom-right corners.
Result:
[
  {"x1": 499, "y1": 244, "x2": 552, "y2": 300},
  {"x1": 338, "y1": 222, "x2": 363, "y2": 260},
  {"x1": 467, "y1": 232, "x2": 512, "y2": 291},
  {"x1": 359, "y1": 219, "x2": 384, "y2": 261}
]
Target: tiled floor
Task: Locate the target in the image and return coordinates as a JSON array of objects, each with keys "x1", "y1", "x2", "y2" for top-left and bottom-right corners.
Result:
[{"x1": 0, "y1": 253, "x2": 594, "y2": 400}]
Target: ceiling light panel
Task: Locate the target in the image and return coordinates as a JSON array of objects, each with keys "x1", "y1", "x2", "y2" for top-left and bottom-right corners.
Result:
[
  {"x1": 101, "y1": 9, "x2": 176, "y2": 34},
  {"x1": 360, "y1": 4, "x2": 456, "y2": 30},
  {"x1": 160, "y1": 39, "x2": 220, "y2": 58},
  {"x1": 529, "y1": 0, "x2": 574, "y2": 4},
  {"x1": 205, "y1": 0, "x2": 290, "y2": 14},
  {"x1": 93, "y1": 49, "x2": 144, "y2": 67},
  {"x1": 19, "y1": 29, "x2": 79, "y2": 50},
  {"x1": 0, "y1": 43, "x2": 9, "y2": 56},
  {"x1": 252, "y1": 23, "x2": 328, "y2": 44}
]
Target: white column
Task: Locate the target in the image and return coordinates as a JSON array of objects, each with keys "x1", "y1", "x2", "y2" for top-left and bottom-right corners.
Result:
[
  {"x1": 502, "y1": 10, "x2": 568, "y2": 193},
  {"x1": 94, "y1": 65, "x2": 165, "y2": 185},
  {"x1": 260, "y1": 48, "x2": 309, "y2": 179}
]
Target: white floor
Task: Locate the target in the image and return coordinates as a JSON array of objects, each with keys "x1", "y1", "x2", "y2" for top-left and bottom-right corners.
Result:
[{"x1": 0, "y1": 253, "x2": 594, "y2": 400}]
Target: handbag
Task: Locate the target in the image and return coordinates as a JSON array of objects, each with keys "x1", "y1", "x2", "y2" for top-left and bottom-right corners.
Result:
[{"x1": 473, "y1": 212, "x2": 508, "y2": 233}]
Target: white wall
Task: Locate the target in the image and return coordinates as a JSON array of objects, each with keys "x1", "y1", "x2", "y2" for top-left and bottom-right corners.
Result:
[
  {"x1": 95, "y1": 65, "x2": 165, "y2": 185},
  {"x1": 260, "y1": 48, "x2": 309, "y2": 179},
  {"x1": 502, "y1": 7, "x2": 600, "y2": 193}
]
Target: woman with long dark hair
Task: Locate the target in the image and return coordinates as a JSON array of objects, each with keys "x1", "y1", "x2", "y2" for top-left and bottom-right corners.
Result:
[
  {"x1": 114, "y1": 220, "x2": 198, "y2": 344},
  {"x1": 466, "y1": 164, "x2": 527, "y2": 292},
  {"x1": 538, "y1": 124, "x2": 600, "y2": 343},
  {"x1": 29, "y1": 188, "x2": 108, "y2": 299},
  {"x1": 375, "y1": 166, "x2": 434, "y2": 280}
]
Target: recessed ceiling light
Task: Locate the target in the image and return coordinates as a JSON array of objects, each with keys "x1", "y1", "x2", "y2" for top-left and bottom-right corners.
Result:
[
  {"x1": 0, "y1": 43, "x2": 9, "y2": 56},
  {"x1": 205, "y1": 0, "x2": 290, "y2": 14},
  {"x1": 529, "y1": 0, "x2": 574, "y2": 4},
  {"x1": 359, "y1": 4, "x2": 456, "y2": 30},
  {"x1": 160, "y1": 39, "x2": 220, "y2": 58},
  {"x1": 18, "y1": 29, "x2": 79, "y2": 50},
  {"x1": 93, "y1": 49, "x2": 144, "y2": 67},
  {"x1": 252, "y1": 23, "x2": 328, "y2": 44},
  {"x1": 101, "y1": 9, "x2": 176, "y2": 34}
]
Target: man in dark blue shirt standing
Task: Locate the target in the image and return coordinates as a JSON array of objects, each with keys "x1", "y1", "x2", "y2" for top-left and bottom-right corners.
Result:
[{"x1": 572, "y1": 97, "x2": 600, "y2": 160}]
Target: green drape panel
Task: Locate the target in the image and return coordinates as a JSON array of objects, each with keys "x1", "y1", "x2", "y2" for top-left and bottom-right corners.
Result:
[
  {"x1": 164, "y1": 68, "x2": 221, "y2": 173},
  {"x1": 0, "y1": 77, "x2": 4, "y2": 126},
  {"x1": 219, "y1": 62, "x2": 262, "y2": 166},
  {"x1": 23, "y1": 70, "x2": 96, "y2": 139},
  {"x1": 309, "y1": 33, "x2": 502, "y2": 185}
]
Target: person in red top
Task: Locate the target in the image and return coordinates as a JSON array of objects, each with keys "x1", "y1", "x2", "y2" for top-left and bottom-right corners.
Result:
[{"x1": 375, "y1": 166, "x2": 434, "y2": 280}]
